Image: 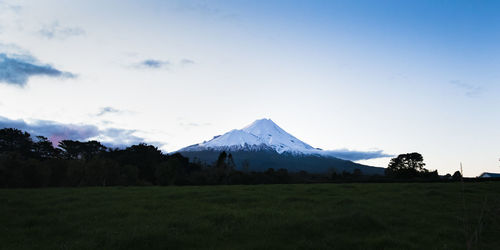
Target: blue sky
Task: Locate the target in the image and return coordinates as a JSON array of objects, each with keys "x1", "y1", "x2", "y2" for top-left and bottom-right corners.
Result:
[{"x1": 0, "y1": 0, "x2": 499, "y2": 176}]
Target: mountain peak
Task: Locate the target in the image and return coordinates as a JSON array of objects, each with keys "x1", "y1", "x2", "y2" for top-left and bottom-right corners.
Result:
[
  {"x1": 251, "y1": 118, "x2": 274, "y2": 123},
  {"x1": 243, "y1": 118, "x2": 282, "y2": 135},
  {"x1": 242, "y1": 118, "x2": 275, "y2": 129},
  {"x1": 177, "y1": 118, "x2": 386, "y2": 175},
  {"x1": 179, "y1": 118, "x2": 315, "y2": 154}
]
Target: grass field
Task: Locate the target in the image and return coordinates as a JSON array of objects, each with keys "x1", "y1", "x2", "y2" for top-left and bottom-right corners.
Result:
[{"x1": 1, "y1": 182, "x2": 499, "y2": 250}]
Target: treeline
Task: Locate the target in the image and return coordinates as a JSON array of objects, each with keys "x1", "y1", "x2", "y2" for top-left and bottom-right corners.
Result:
[
  {"x1": 0, "y1": 128, "x2": 318, "y2": 188},
  {"x1": 0, "y1": 128, "x2": 460, "y2": 188}
]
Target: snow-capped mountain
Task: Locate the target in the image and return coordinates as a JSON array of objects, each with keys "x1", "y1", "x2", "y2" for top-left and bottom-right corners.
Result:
[
  {"x1": 180, "y1": 118, "x2": 319, "y2": 155},
  {"x1": 178, "y1": 118, "x2": 385, "y2": 174}
]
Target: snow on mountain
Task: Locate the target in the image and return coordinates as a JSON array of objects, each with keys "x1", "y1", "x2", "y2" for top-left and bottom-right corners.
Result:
[
  {"x1": 241, "y1": 118, "x2": 315, "y2": 153},
  {"x1": 178, "y1": 118, "x2": 388, "y2": 174},
  {"x1": 179, "y1": 118, "x2": 325, "y2": 155}
]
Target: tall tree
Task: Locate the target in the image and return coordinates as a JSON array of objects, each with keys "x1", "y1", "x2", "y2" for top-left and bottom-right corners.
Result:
[
  {"x1": 33, "y1": 136, "x2": 61, "y2": 159},
  {"x1": 0, "y1": 128, "x2": 33, "y2": 156},
  {"x1": 227, "y1": 153, "x2": 236, "y2": 171},
  {"x1": 59, "y1": 140, "x2": 85, "y2": 160},
  {"x1": 215, "y1": 151, "x2": 228, "y2": 169},
  {"x1": 452, "y1": 170, "x2": 462, "y2": 181},
  {"x1": 58, "y1": 140, "x2": 106, "y2": 160},
  {"x1": 119, "y1": 143, "x2": 165, "y2": 184},
  {"x1": 385, "y1": 152, "x2": 427, "y2": 178}
]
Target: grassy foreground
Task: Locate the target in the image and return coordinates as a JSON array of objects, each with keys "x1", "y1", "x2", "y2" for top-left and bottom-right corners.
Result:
[{"x1": 1, "y1": 182, "x2": 499, "y2": 250}]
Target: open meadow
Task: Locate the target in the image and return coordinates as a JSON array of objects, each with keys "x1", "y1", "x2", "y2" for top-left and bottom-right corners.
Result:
[{"x1": 1, "y1": 182, "x2": 499, "y2": 250}]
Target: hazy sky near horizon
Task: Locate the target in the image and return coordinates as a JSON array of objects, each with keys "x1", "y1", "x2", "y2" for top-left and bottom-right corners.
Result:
[{"x1": 0, "y1": 0, "x2": 499, "y2": 176}]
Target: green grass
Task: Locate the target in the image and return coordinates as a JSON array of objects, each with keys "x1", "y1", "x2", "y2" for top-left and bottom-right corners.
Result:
[{"x1": 1, "y1": 182, "x2": 500, "y2": 250}]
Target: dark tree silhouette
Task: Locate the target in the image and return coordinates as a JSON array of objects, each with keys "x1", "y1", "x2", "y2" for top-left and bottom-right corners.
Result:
[
  {"x1": 227, "y1": 153, "x2": 236, "y2": 171},
  {"x1": 33, "y1": 136, "x2": 61, "y2": 159},
  {"x1": 385, "y1": 152, "x2": 428, "y2": 178},
  {"x1": 452, "y1": 170, "x2": 462, "y2": 181},
  {"x1": 118, "y1": 143, "x2": 165, "y2": 184},
  {"x1": 215, "y1": 151, "x2": 228, "y2": 169},
  {"x1": 0, "y1": 127, "x2": 449, "y2": 188},
  {"x1": 0, "y1": 128, "x2": 33, "y2": 156},
  {"x1": 215, "y1": 151, "x2": 235, "y2": 184},
  {"x1": 58, "y1": 140, "x2": 84, "y2": 159},
  {"x1": 58, "y1": 140, "x2": 107, "y2": 160}
]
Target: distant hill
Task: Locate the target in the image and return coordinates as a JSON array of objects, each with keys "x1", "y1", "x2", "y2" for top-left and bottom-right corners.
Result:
[{"x1": 177, "y1": 118, "x2": 385, "y2": 175}]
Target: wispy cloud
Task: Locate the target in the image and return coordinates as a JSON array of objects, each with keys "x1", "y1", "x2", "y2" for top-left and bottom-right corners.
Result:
[
  {"x1": 180, "y1": 58, "x2": 195, "y2": 65},
  {"x1": 96, "y1": 107, "x2": 121, "y2": 116},
  {"x1": 135, "y1": 59, "x2": 170, "y2": 69},
  {"x1": 39, "y1": 21, "x2": 85, "y2": 40},
  {"x1": 323, "y1": 149, "x2": 393, "y2": 161},
  {"x1": 130, "y1": 57, "x2": 195, "y2": 70},
  {"x1": 177, "y1": 117, "x2": 211, "y2": 130},
  {"x1": 0, "y1": 115, "x2": 163, "y2": 148},
  {"x1": 179, "y1": 121, "x2": 211, "y2": 129},
  {"x1": 95, "y1": 128, "x2": 150, "y2": 149},
  {"x1": 0, "y1": 53, "x2": 76, "y2": 87},
  {"x1": 0, "y1": 1, "x2": 21, "y2": 13},
  {"x1": 450, "y1": 80, "x2": 482, "y2": 97}
]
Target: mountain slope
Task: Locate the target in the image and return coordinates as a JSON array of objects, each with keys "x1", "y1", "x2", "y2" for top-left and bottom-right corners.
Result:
[
  {"x1": 178, "y1": 118, "x2": 385, "y2": 174},
  {"x1": 181, "y1": 118, "x2": 317, "y2": 154},
  {"x1": 179, "y1": 149, "x2": 384, "y2": 174}
]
